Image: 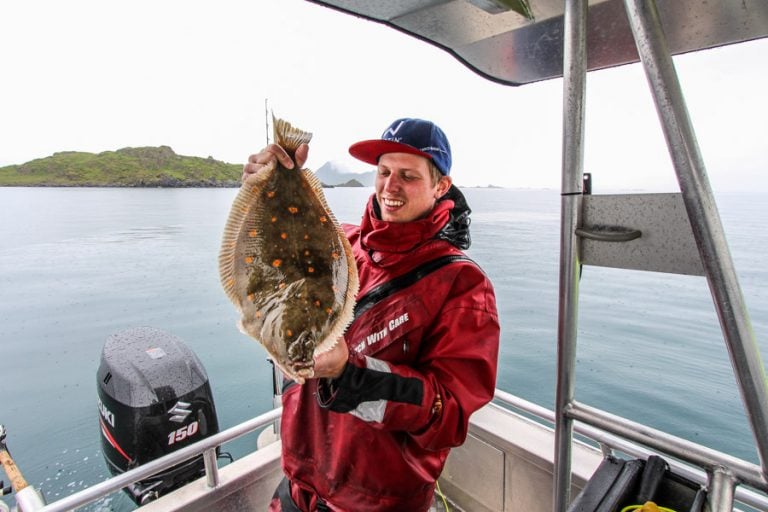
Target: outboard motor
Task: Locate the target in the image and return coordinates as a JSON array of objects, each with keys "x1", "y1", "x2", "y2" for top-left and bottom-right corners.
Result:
[{"x1": 97, "y1": 327, "x2": 220, "y2": 505}]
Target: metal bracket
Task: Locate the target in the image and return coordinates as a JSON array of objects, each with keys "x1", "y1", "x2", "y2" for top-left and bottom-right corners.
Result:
[{"x1": 579, "y1": 193, "x2": 704, "y2": 276}]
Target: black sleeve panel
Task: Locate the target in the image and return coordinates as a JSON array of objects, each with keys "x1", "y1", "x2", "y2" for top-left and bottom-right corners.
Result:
[{"x1": 316, "y1": 362, "x2": 423, "y2": 413}]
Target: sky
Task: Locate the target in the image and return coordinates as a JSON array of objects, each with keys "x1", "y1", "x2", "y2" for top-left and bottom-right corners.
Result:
[{"x1": 1, "y1": 0, "x2": 766, "y2": 191}]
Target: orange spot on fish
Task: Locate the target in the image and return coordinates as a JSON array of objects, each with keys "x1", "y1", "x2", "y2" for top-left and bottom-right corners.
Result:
[
  {"x1": 247, "y1": 293, "x2": 255, "y2": 301},
  {"x1": 325, "y1": 307, "x2": 333, "y2": 315},
  {"x1": 272, "y1": 259, "x2": 282, "y2": 268},
  {"x1": 244, "y1": 256, "x2": 254, "y2": 264},
  {"x1": 319, "y1": 216, "x2": 327, "y2": 223},
  {"x1": 288, "y1": 206, "x2": 299, "y2": 214},
  {"x1": 271, "y1": 216, "x2": 277, "y2": 223},
  {"x1": 308, "y1": 266, "x2": 315, "y2": 273},
  {"x1": 303, "y1": 234, "x2": 310, "y2": 240},
  {"x1": 279, "y1": 282, "x2": 286, "y2": 289},
  {"x1": 314, "y1": 300, "x2": 321, "y2": 307},
  {"x1": 287, "y1": 329, "x2": 293, "y2": 337},
  {"x1": 248, "y1": 230, "x2": 258, "y2": 237},
  {"x1": 331, "y1": 251, "x2": 339, "y2": 260},
  {"x1": 281, "y1": 233, "x2": 288, "y2": 240},
  {"x1": 267, "y1": 190, "x2": 276, "y2": 198}
]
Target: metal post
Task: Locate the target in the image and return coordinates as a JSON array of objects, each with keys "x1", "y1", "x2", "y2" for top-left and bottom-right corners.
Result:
[
  {"x1": 554, "y1": 0, "x2": 588, "y2": 510},
  {"x1": 203, "y1": 448, "x2": 219, "y2": 488},
  {"x1": 622, "y1": 0, "x2": 768, "y2": 477},
  {"x1": 707, "y1": 466, "x2": 736, "y2": 512},
  {"x1": 271, "y1": 360, "x2": 283, "y2": 439}
]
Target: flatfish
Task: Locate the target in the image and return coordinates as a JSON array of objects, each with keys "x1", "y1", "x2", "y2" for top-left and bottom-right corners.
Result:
[{"x1": 219, "y1": 117, "x2": 359, "y2": 383}]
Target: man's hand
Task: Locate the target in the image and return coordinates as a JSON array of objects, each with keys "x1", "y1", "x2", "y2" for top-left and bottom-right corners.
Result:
[
  {"x1": 242, "y1": 143, "x2": 309, "y2": 182},
  {"x1": 313, "y1": 338, "x2": 348, "y2": 379}
]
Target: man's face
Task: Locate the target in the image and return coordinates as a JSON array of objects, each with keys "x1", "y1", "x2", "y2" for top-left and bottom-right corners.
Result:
[{"x1": 375, "y1": 152, "x2": 451, "y2": 223}]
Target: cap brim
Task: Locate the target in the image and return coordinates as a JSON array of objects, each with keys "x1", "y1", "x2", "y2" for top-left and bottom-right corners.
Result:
[{"x1": 348, "y1": 139, "x2": 432, "y2": 166}]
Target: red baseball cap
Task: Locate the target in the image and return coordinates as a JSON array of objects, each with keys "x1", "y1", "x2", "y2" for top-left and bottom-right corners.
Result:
[{"x1": 349, "y1": 118, "x2": 452, "y2": 175}]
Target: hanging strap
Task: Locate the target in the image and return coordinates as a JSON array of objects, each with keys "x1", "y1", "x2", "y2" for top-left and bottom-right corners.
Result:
[
  {"x1": 279, "y1": 254, "x2": 475, "y2": 394},
  {"x1": 353, "y1": 254, "x2": 475, "y2": 320}
]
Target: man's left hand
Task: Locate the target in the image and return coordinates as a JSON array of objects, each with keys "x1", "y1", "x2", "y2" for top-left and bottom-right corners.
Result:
[{"x1": 313, "y1": 338, "x2": 348, "y2": 379}]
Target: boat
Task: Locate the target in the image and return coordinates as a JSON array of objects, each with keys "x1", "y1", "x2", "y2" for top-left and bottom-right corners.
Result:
[{"x1": 1, "y1": 1, "x2": 767, "y2": 511}]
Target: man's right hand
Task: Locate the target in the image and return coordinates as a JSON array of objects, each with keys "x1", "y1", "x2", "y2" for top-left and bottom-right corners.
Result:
[{"x1": 242, "y1": 143, "x2": 309, "y2": 182}]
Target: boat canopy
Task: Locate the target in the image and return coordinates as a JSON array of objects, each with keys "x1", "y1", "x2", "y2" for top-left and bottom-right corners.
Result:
[
  {"x1": 307, "y1": 2, "x2": 768, "y2": 511},
  {"x1": 307, "y1": 0, "x2": 768, "y2": 85}
]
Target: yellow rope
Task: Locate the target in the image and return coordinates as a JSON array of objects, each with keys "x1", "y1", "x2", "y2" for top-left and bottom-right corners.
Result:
[
  {"x1": 435, "y1": 480, "x2": 451, "y2": 512},
  {"x1": 620, "y1": 504, "x2": 677, "y2": 512}
]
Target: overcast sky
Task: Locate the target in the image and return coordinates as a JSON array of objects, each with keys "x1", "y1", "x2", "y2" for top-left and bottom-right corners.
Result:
[{"x1": 1, "y1": 0, "x2": 766, "y2": 191}]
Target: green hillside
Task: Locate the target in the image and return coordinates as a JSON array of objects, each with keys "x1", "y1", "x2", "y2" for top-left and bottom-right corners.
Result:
[{"x1": 0, "y1": 146, "x2": 242, "y2": 187}]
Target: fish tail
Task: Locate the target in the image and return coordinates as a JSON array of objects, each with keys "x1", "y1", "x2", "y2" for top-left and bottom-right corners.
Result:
[{"x1": 272, "y1": 116, "x2": 313, "y2": 156}]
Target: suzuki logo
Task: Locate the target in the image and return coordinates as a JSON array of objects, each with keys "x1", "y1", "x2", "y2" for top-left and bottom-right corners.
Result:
[
  {"x1": 98, "y1": 397, "x2": 116, "y2": 428},
  {"x1": 168, "y1": 401, "x2": 192, "y2": 423}
]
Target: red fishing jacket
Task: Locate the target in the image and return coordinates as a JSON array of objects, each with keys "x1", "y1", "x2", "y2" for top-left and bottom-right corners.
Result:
[{"x1": 279, "y1": 187, "x2": 500, "y2": 512}]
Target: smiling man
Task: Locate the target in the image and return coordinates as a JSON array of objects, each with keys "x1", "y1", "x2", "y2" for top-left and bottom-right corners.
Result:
[
  {"x1": 246, "y1": 118, "x2": 500, "y2": 512},
  {"x1": 350, "y1": 118, "x2": 453, "y2": 223}
]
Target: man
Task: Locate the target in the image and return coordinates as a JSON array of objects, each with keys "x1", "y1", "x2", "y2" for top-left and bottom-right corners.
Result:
[{"x1": 245, "y1": 118, "x2": 500, "y2": 512}]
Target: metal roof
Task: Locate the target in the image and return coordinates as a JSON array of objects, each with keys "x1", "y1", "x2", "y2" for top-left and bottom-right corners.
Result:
[{"x1": 307, "y1": 0, "x2": 768, "y2": 85}]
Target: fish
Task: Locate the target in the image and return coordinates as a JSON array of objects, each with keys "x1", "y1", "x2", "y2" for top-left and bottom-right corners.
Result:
[{"x1": 219, "y1": 117, "x2": 359, "y2": 384}]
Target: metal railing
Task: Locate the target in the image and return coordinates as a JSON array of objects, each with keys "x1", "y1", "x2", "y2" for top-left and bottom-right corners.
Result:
[
  {"x1": 36, "y1": 408, "x2": 281, "y2": 512},
  {"x1": 552, "y1": 0, "x2": 768, "y2": 510},
  {"x1": 496, "y1": 390, "x2": 768, "y2": 511},
  {"x1": 20, "y1": 391, "x2": 768, "y2": 512}
]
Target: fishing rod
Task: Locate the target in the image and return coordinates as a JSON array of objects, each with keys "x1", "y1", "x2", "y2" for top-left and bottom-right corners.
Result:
[
  {"x1": 0, "y1": 425, "x2": 45, "y2": 512},
  {"x1": 265, "y1": 98, "x2": 271, "y2": 146}
]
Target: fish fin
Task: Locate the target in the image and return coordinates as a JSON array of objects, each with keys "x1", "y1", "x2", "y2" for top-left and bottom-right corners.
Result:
[
  {"x1": 302, "y1": 167, "x2": 325, "y2": 195},
  {"x1": 341, "y1": 234, "x2": 360, "y2": 311},
  {"x1": 314, "y1": 336, "x2": 337, "y2": 355},
  {"x1": 218, "y1": 169, "x2": 272, "y2": 306},
  {"x1": 273, "y1": 116, "x2": 312, "y2": 154}
]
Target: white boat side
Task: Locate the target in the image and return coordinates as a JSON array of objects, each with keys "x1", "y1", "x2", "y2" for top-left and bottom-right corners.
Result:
[{"x1": 30, "y1": 393, "x2": 768, "y2": 511}]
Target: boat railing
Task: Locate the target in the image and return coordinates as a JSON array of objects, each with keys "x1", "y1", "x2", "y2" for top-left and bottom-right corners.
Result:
[
  {"x1": 36, "y1": 408, "x2": 281, "y2": 512},
  {"x1": 495, "y1": 390, "x2": 768, "y2": 512},
  {"x1": 26, "y1": 390, "x2": 768, "y2": 511},
  {"x1": 553, "y1": 1, "x2": 768, "y2": 511}
]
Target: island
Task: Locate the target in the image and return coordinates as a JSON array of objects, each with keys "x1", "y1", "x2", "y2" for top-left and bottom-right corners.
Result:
[
  {"x1": 0, "y1": 146, "x2": 242, "y2": 187},
  {"x1": 0, "y1": 147, "x2": 377, "y2": 188}
]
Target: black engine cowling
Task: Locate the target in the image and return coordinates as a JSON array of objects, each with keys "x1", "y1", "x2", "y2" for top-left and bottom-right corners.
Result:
[{"x1": 97, "y1": 327, "x2": 219, "y2": 505}]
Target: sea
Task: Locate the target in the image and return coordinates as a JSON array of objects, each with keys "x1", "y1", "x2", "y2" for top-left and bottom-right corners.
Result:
[{"x1": 0, "y1": 186, "x2": 766, "y2": 511}]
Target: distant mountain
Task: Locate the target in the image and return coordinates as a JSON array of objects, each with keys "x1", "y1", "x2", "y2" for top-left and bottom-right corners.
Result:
[
  {"x1": 335, "y1": 179, "x2": 365, "y2": 187},
  {"x1": 315, "y1": 160, "x2": 374, "y2": 187},
  {"x1": 0, "y1": 146, "x2": 242, "y2": 187}
]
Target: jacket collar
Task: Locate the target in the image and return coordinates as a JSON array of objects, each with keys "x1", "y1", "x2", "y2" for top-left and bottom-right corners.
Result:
[{"x1": 360, "y1": 185, "x2": 472, "y2": 255}]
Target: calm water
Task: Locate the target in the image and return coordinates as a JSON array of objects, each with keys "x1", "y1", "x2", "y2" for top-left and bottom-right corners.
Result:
[{"x1": 1, "y1": 187, "x2": 766, "y2": 510}]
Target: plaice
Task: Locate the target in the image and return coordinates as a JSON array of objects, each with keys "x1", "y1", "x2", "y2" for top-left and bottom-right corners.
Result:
[{"x1": 219, "y1": 117, "x2": 359, "y2": 384}]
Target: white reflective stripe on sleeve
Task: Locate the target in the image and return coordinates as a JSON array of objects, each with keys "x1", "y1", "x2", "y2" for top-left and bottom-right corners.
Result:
[
  {"x1": 364, "y1": 355, "x2": 390, "y2": 373},
  {"x1": 350, "y1": 356, "x2": 390, "y2": 423}
]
